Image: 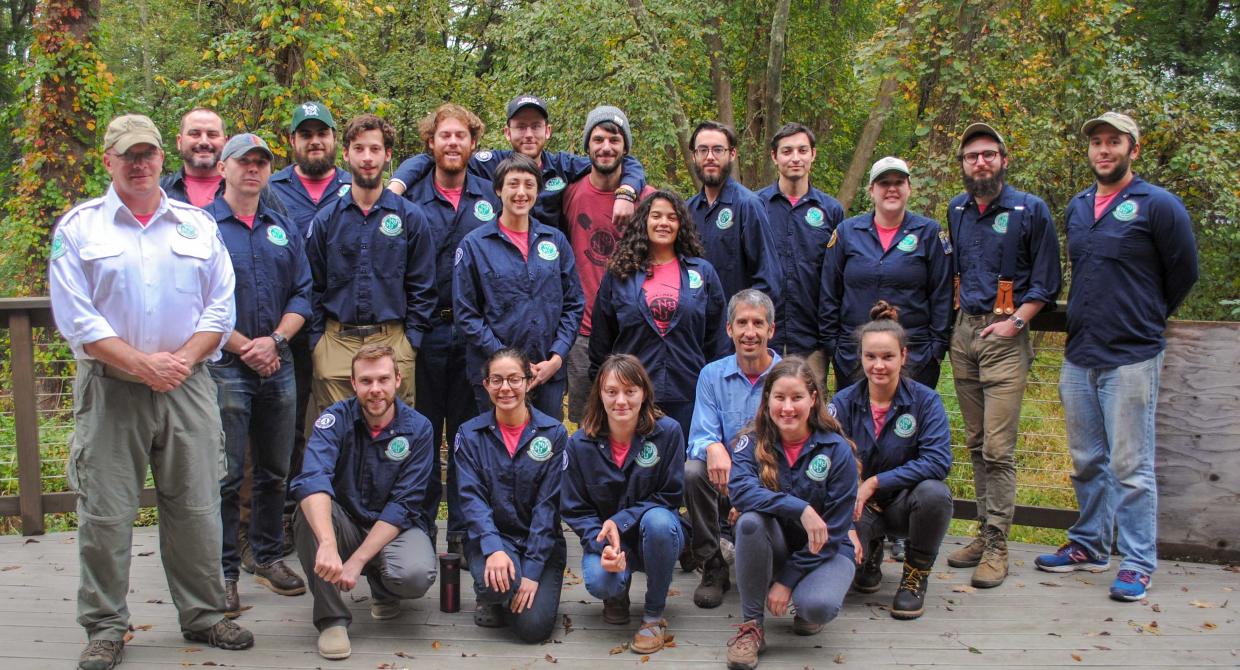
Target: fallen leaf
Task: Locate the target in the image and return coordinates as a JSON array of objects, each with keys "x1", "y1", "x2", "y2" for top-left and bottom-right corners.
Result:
[
  {"x1": 951, "y1": 585, "x2": 977, "y2": 593},
  {"x1": 1047, "y1": 633, "x2": 1062, "y2": 637},
  {"x1": 1189, "y1": 600, "x2": 1220, "y2": 608},
  {"x1": 544, "y1": 654, "x2": 558, "y2": 663},
  {"x1": 667, "y1": 588, "x2": 681, "y2": 597},
  {"x1": 1203, "y1": 622, "x2": 1218, "y2": 630},
  {"x1": 202, "y1": 663, "x2": 219, "y2": 667},
  {"x1": 562, "y1": 614, "x2": 573, "y2": 635},
  {"x1": 460, "y1": 653, "x2": 477, "y2": 657},
  {"x1": 640, "y1": 656, "x2": 650, "y2": 663},
  {"x1": 1151, "y1": 603, "x2": 1161, "y2": 612},
  {"x1": 968, "y1": 646, "x2": 981, "y2": 654},
  {"x1": 182, "y1": 647, "x2": 203, "y2": 653},
  {"x1": 131, "y1": 624, "x2": 153, "y2": 631},
  {"x1": 1038, "y1": 581, "x2": 1062, "y2": 588},
  {"x1": 1074, "y1": 576, "x2": 1094, "y2": 585},
  {"x1": 1071, "y1": 653, "x2": 1082, "y2": 662},
  {"x1": 609, "y1": 642, "x2": 628, "y2": 655},
  {"x1": 1093, "y1": 645, "x2": 1111, "y2": 651},
  {"x1": 1, "y1": 565, "x2": 20, "y2": 571},
  {"x1": 934, "y1": 572, "x2": 953, "y2": 580},
  {"x1": 395, "y1": 651, "x2": 414, "y2": 658},
  {"x1": 137, "y1": 551, "x2": 155, "y2": 557},
  {"x1": 834, "y1": 653, "x2": 846, "y2": 663},
  {"x1": 1221, "y1": 564, "x2": 1239, "y2": 573},
  {"x1": 1128, "y1": 620, "x2": 1161, "y2": 635},
  {"x1": 1085, "y1": 631, "x2": 1111, "y2": 637},
  {"x1": 146, "y1": 599, "x2": 165, "y2": 604},
  {"x1": 430, "y1": 640, "x2": 442, "y2": 650},
  {"x1": 122, "y1": 633, "x2": 134, "y2": 643},
  {"x1": 23, "y1": 538, "x2": 38, "y2": 544},
  {"x1": 378, "y1": 664, "x2": 399, "y2": 669}
]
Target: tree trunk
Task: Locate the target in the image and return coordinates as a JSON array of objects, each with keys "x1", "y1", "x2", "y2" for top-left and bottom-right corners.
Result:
[
  {"x1": 625, "y1": 0, "x2": 696, "y2": 185},
  {"x1": 760, "y1": 0, "x2": 791, "y2": 184},
  {"x1": 704, "y1": 14, "x2": 733, "y2": 130},
  {"x1": 838, "y1": 75, "x2": 899, "y2": 211}
]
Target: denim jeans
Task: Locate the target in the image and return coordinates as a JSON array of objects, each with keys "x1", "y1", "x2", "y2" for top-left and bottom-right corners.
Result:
[
  {"x1": 467, "y1": 540, "x2": 566, "y2": 643},
  {"x1": 581, "y1": 506, "x2": 682, "y2": 619},
  {"x1": 1060, "y1": 352, "x2": 1164, "y2": 575},
  {"x1": 209, "y1": 351, "x2": 297, "y2": 578},
  {"x1": 415, "y1": 320, "x2": 478, "y2": 540}
]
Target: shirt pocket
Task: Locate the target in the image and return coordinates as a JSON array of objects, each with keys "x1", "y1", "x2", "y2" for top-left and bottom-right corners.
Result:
[
  {"x1": 169, "y1": 237, "x2": 212, "y2": 294},
  {"x1": 485, "y1": 269, "x2": 526, "y2": 311},
  {"x1": 78, "y1": 242, "x2": 127, "y2": 294},
  {"x1": 1090, "y1": 232, "x2": 1124, "y2": 261}
]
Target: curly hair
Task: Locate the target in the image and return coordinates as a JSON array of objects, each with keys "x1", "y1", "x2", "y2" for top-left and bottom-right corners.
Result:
[{"x1": 606, "y1": 189, "x2": 705, "y2": 281}]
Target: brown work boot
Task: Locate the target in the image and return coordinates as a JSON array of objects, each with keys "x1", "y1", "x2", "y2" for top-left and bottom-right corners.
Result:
[
  {"x1": 182, "y1": 617, "x2": 255, "y2": 650},
  {"x1": 602, "y1": 591, "x2": 631, "y2": 625},
  {"x1": 946, "y1": 530, "x2": 985, "y2": 568},
  {"x1": 254, "y1": 559, "x2": 306, "y2": 596},
  {"x1": 223, "y1": 578, "x2": 241, "y2": 619},
  {"x1": 971, "y1": 526, "x2": 1008, "y2": 588},
  {"x1": 726, "y1": 620, "x2": 765, "y2": 670}
]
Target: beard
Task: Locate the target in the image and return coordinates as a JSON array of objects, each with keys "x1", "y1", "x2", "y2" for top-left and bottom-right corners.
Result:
[
  {"x1": 1091, "y1": 153, "x2": 1131, "y2": 185},
  {"x1": 180, "y1": 144, "x2": 219, "y2": 171},
  {"x1": 295, "y1": 153, "x2": 336, "y2": 178},
  {"x1": 591, "y1": 153, "x2": 621, "y2": 175},
  {"x1": 962, "y1": 164, "x2": 1006, "y2": 200},
  {"x1": 350, "y1": 170, "x2": 383, "y2": 189},
  {"x1": 432, "y1": 146, "x2": 468, "y2": 174},
  {"x1": 693, "y1": 158, "x2": 733, "y2": 188}
]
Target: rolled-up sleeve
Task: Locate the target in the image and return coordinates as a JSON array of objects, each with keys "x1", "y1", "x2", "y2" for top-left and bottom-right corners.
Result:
[{"x1": 48, "y1": 220, "x2": 120, "y2": 350}]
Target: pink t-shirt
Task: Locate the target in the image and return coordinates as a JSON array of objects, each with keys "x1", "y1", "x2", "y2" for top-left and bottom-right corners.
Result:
[
  {"x1": 298, "y1": 171, "x2": 336, "y2": 204},
  {"x1": 643, "y1": 259, "x2": 681, "y2": 335},
  {"x1": 184, "y1": 174, "x2": 221, "y2": 208},
  {"x1": 368, "y1": 418, "x2": 393, "y2": 439},
  {"x1": 976, "y1": 201, "x2": 989, "y2": 215},
  {"x1": 235, "y1": 213, "x2": 256, "y2": 229},
  {"x1": 871, "y1": 403, "x2": 891, "y2": 437},
  {"x1": 609, "y1": 437, "x2": 630, "y2": 468},
  {"x1": 1094, "y1": 191, "x2": 1120, "y2": 221},
  {"x1": 133, "y1": 212, "x2": 154, "y2": 227},
  {"x1": 498, "y1": 420, "x2": 528, "y2": 458},
  {"x1": 564, "y1": 179, "x2": 657, "y2": 335},
  {"x1": 500, "y1": 222, "x2": 530, "y2": 261},
  {"x1": 783, "y1": 435, "x2": 809, "y2": 467},
  {"x1": 745, "y1": 372, "x2": 762, "y2": 386},
  {"x1": 787, "y1": 194, "x2": 800, "y2": 207},
  {"x1": 435, "y1": 184, "x2": 463, "y2": 210},
  {"x1": 876, "y1": 224, "x2": 901, "y2": 251}
]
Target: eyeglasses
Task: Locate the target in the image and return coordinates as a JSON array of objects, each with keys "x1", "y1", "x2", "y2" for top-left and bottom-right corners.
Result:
[
  {"x1": 112, "y1": 149, "x2": 161, "y2": 165},
  {"x1": 693, "y1": 145, "x2": 730, "y2": 158},
  {"x1": 484, "y1": 374, "x2": 529, "y2": 388},
  {"x1": 961, "y1": 150, "x2": 1001, "y2": 165}
]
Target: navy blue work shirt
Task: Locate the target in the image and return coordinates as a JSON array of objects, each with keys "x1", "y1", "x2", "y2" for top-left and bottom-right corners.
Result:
[
  {"x1": 290, "y1": 397, "x2": 436, "y2": 533},
  {"x1": 205, "y1": 198, "x2": 312, "y2": 338},
  {"x1": 756, "y1": 182, "x2": 845, "y2": 353},
  {"x1": 162, "y1": 168, "x2": 289, "y2": 217},
  {"x1": 561, "y1": 416, "x2": 686, "y2": 555},
  {"x1": 947, "y1": 185, "x2": 1061, "y2": 316},
  {"x1": 306, "y1": 188, "x2": 437, "y2": 350},
  {"x1": 404, "y1": 170, "x2": 502, "y2": 315},
  {"x1": 1063, "y1": 176, "x2": 1199, "y2": 368},
  {"x1": 268, "y1": 166, "x2": 352, "y2": 237},
  {"x1": 391, "y1": 149, "x2": 646, "y2": 228},
  {"x1": 454, "y1": 408, "x2": 567, "y2": 578},
  {"x1": 453, "y1": 220, "x2": 585, "y2": 385},
  {"x1": 819, "y1": 211, "x2": 953, "y2": 376},
  {"x1": 728, "y1": 429, "x2": 858, "y2": 589},
  {"x1": 829, "y1": 377, "x2": 952, "y2": 495},
  {"x1": 686, "y1": 178, "x2": 782, "y2": 303},
  {"x1": 588, "y1": 256, "x2": 728, "y2": 404}
]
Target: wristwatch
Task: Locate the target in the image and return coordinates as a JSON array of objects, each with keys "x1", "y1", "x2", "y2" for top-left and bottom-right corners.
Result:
[
  {"x1": 1008, "y1": 315, "x2": 1026, "y2": 331},
  {"x1": 270, "y1": 331, "x2": 290, "y2": 354}
]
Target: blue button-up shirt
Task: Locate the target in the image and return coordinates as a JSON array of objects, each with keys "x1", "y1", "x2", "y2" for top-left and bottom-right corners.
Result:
[
  {"x1": 819, "y1": 211, "x2": 953, "y2": 377},
  {"x1": 947, "y1": 185, "x2": 1061, "y2": 316},
  {"x1": 453, "y1": 220, "x2": 584, "y2": 385},
  {"x1": 455, "y1": 408, "x2": 567, "y2": 578},
  {"x1": 728, "y1": 428, "x2": 857, "y2": 588},
  {"x1": 404, "y1": 170, "x2": 502, "y2": 314},
  {"x1": 306, "y1": 189, "x2": 437, "y2": 350},
  {"x1": 756, "y1": 183, "x2": 844, "y2": 353},
  {"x1": 561, "y1": 416, "x2": 685, "y2": 555},
  {"x1": 290, "y1": 397, "x2": 436, "y2": 532},
  {"x1": 205, "y1": 198, "x2": 311, "y2": 338},
  {"x1": 588, "y1": 256, "x2": 728, "y2": 403},
  {"x1": 1063, "y1": 176, "x2": 1198, "y2": 368},
  {"x1": 686, "y1": 350, "x2": 781, "y2": 461},
  {"x1": 268, "y1": 166, "x2": 352, "y2": 237},
  {"x1": 687, "y1": 178, "x2": 782, "y2": 304},
  {"x1": 829, "y1": 377, "x2": 952, "y2": 494},
  {"x1": 391, "y1": 149, "x2": 646, "y2": 227}
]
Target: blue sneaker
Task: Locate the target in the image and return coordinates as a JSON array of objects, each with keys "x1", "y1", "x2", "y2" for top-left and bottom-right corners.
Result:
[
  {"x1": 1109, "y1": 569, "x2": 1151, "y2": 601},
  {"x1": 1034, "y1": 542, "x2": 1110, "y2": 573}
]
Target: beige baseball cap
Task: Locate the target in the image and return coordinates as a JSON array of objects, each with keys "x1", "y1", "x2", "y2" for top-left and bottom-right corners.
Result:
[
  {"x1": 103, "y1": 114, "x2": 163, "y2": 154},
  {"x1": 1081, "y1": 112, "x2": 1140, "y2": 144},
  {"x1": 869, "y1": 156, "x2": 910, "y2": 184},
  {"x1": 959, "y1": 122, "x2": 1006, "y2": 151}
]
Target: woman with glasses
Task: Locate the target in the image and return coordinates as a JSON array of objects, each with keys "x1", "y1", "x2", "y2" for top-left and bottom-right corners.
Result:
[
  {"x1": 455, "y1": 348, "x2": 568, "y2": 642},
  {"x1": 455, "y1": 154, "x2": 585, "y2": 419},
  {"x1": 589, "y1": 189, "x2": 728, "y2": 439},
  {"x1": 818, "y1": 157, "x2": 952, "y2": 390}
]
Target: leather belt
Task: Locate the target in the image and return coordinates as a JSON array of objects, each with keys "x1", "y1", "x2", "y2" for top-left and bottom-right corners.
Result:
[
  {"x1": 437, "y1": 308, "x2": 454, "y2": 323},
  {"x1": 338, "y1": 324, "x2": 382, "y2": 338}
]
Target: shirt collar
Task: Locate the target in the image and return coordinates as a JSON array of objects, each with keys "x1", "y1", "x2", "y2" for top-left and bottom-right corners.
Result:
[
  {"x1": 722, "y1": 349, "x2": 781, "y2": 381},
  {"x1": 104, "y1": 185, "x2": 172, "y2": 228}
]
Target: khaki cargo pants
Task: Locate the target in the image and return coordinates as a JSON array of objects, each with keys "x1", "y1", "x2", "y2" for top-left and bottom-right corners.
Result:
[{"x1": 312, "y1": 320, "x2": 416, "y2": 412}]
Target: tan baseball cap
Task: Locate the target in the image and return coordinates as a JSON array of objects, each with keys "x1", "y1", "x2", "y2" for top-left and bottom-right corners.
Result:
[
  {"x1": 959, "y1": 122, "x2": 1006, "y2": 151},
  {"x1": 103, "y1": 114, "x2": 163, "y2": 154},
  {"x1": 869, "y1": 156, "x2": 911, "y2": 184},
  {"x1": 1081, "y1": 112, "x2": 1140, "y2": 144}
]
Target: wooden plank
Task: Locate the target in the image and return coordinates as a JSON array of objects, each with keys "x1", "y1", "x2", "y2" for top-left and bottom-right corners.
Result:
[
  {"x1": 1154, "y1": 320, "x2": 1240, "y2": 564},
  {"x1": 10, "y1": 310, "x2": 44, "y2": 536},
  {"x1": 951, "y1": 498, "x2": 1078, "y2": 529}
]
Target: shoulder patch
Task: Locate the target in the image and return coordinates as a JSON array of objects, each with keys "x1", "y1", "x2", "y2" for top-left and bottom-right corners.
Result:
[
  {"x1": 453, "y1": 431, "x2": 463, "y2": 453},
  {"x1": 454, "y1": 247, "x2": 464, "y2": 266},
  {"x1": 826, "y1": 402, "x2": 838, "y2": 418},
  {"x1": 687, "y1": 269, "x2": 703, "y2": 290},
  {"x1": 938, "y1": 229, "x2": 953, "y2": 255},
  {"x1": 561, "y1": 450, "x2": 570, "y2": 471},
  {"x1": 50, "y1": 232, "x2": 67, "y2": 261},
  {"x1": 733, "y1": 434, "x2": 750, "y2": 454},
  {"x1": 476, "y1": 150, "x2": 494, "y2": 163},
  {"x1": 314, "y1": 413, "x2": 336, "y2": 430}
]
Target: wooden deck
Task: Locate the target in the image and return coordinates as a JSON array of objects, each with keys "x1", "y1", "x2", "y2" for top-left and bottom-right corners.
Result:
[{"x1": 0, "y1": 528, "x2": 1236, "y2": 669}]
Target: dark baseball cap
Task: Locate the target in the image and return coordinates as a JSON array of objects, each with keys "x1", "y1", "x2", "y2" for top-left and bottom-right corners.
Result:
[
  {"x1": 506, "y1": 95, "x2": 549, "y2": 121},
  {"x1": 289, "y1": 101, "x2": 336, "y2": 133}
]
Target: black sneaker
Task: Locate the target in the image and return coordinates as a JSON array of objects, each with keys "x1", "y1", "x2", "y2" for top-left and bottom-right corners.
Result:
[
  {"x1": 78, "y1": 639, "x2": 123, "y2": 670},
  {"x1": 224, "y1": 578, "x2": 241, "y2": 619},
  {"x1": 852, "y1": 539, "x2": 883, "y2": 593},
  {"x1": 254, "y1": 559, "x2": 306, "y2": 596},
  {"x1": 891, "y1": 562, "x2": 931, "y2": 620},
  {"x1": 693, "y1": 555, "x2": 730, "y2": 608},
  {"x1": 182, "y1": 618, "x2": 255, "y2": 650}
]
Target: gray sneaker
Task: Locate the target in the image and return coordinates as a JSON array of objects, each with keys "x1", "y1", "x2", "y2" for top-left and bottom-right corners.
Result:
[
  {"x1": 254, "y1": 559, "x2": 306, "y2": 596},
  {"x1": 78, "y1": 639, "x2": 123, "y2": 670},
  {"x1": 182, "y1": 617, "x2": 255, "y2": 650}
]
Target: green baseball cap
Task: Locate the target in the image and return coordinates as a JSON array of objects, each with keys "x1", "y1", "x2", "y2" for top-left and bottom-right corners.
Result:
[{"x1": 290, "y1": 101, "x2": 336, "y2": 133}]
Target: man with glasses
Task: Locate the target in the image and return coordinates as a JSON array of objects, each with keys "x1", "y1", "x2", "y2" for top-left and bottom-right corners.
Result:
[
  {"x1": 944, "y1": 123, "x2": 1061, "y2": 589},
  {"x1": 50, "y1": 114, "x2": 253, "y2": 670},
  {"x1": 687, "y1": 121, "x2": 781, "y2": 304}
]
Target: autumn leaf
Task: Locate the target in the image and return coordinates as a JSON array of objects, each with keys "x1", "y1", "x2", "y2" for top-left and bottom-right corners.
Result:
[
  {"x1": 1202, "y1": 622, "x2": 1218, "y2": 630},
  {"x1": 951, "y1": 585, "x2": 977, "y2": 593},
  {"x1": 545, "y1": 653, "x2": 558, "y2": 663},
  {"x1": 431, "y1": 640, "x2": 442, "y2": 650},
  {"x1": 131, "y1": 624, "x2": 153, "y2": 631},
  {"x1": 1189, "y1": 600, "x2": 1220, "y2": 608},
  {"x1": 1071, "y1": 653, "x2": 1082, "y2": 662},
  {"x1": 1128, "y1": 620, "x2": 1161, "y2": 635},
  {"x1": 609, "y1": 642, "x2": 629, "y2": 655},
  {"x1": 1, "y1": 565, "x2": 21, "y2": 571},
  {"x1": 395, "y1": 651, "x2": 414, "y2": 658},
  {"x1": 667, "y1": 588, "x2": 681, "y2": 597},
  {"x1": 834, "y1": 653, "x2": 846, "y2": 663},
  {"x1": 968, "y1": 646, "x2": 981, "y2": 654},
  {"x1": 562, "y1": 614, "x2": 573, "y2": 634},
  {"x1": 640, "y1": 655, "x2": 650, "y2": 663}
]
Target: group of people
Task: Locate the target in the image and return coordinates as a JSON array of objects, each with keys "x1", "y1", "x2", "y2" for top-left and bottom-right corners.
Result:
[{"x1": 47, "y1": 93, "x2": 1198, "y2": 670}]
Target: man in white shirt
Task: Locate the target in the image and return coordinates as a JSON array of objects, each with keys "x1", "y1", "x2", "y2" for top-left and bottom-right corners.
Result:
[{"x1": 48, "y1": 114, "x2": 253, "y2": 670}]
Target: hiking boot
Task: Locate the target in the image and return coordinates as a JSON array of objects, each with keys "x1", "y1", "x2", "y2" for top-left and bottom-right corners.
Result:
[
  {"x1": 852, "y1": 539, "x2": 883, "y2": 593},
  {"x1": 473, "y1": 602, "x2": 506, "y2": 628},
  {"x1": 791, "y1": 615, "x2": 823, "y2": 636},
  {"x1": 890, "y1": 537, "x2": 907, "y2": 561},
  {"x1": 239, "y1": 527, "x2": 256, "y2": 575},
  {"x1": 602, "y1": 591, "x2": 631, "y2": 625},
  {"x1": 182, "y1": 617, "x2": 255, "y2": 650},
  {"x1": 891, "y1": 562, "x2": 931, "y2": 620},
  {"x1": 693, "y1": 555, "x2": 730, "y2": 608},
  {"x1": 224, "y1": 578, "x2": 241, "y2": 619},
  {"x1": 317, "y1": 625, "x2": 350, "y2": 660},
  {"x1": 281, "y1": 513, "x2": 296, "y2": 556},
  {"x1": 254, "y1": 559, "x2": 306, "y2": 596},
  {"x1": 1109, "y1": 569, "x2": 1151, "y2": 601},
  {"x1": 371, "y1": 598, "x2": 402, "y2": 620},
  {"x1": 726, "y1": 620, "x2": 765, "y2": 670},
  {"x1": 78, "y1": 639, "x2": 123, "y2": 670},
  {"x1": 971, "y1": 526, "x2": 1008, "y2": 588},
  {"x1": 630, "y1": 618, "x2": 670, "y2": 654},
  {"x1": 1035, "y1": 541, "x2": 1110, "y2": 573},
  {"x1": 946, "y1": 531, "x2": 985, "y2": 568}
]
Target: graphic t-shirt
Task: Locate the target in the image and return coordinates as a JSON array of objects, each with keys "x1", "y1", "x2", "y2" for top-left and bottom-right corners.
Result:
[
  {"x1": 184, "y1": 174, "x2": 222, "y2": 208},
  {"x1": 643, "y1": 259, "x2": 681, "y2": 335}
]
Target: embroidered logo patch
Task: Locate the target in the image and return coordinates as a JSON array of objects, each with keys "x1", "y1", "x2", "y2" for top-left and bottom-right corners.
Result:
[
  {"x1": 806, "y1": 454, "x2": 831, "y2": 482},
  {"x1": 893, "y1": 413, "x2": 917, "y2": 438},
  {"x1": 473, "y1": 200, "x2": 496, "y2": 222},
  {"x1": 827, "y1": 402, "x2": 838, "y2": 418},
  {"x1": 50, "y1": 232, "x2": 67, "y2": 261},
  {"x1": 337, "y1": 184, "x2": 350, "y2": 198},
  {"x1": 380, "y1": 214, "x2": 402, "y2": 237},
  {"x1": 715, "y1": 208, "x2": 734, "y2": 230},
  {"x1": 896, "y1": 233, "x2": 918, "y2": 253},
  {"x1": 476, "y1": 150, "x2": 494, "y2": 163},
  {"x1": 1113, "y1": 200, "x2": 1139, "y2": 222},
  {"x1": 733, "y1": 434, "x2": 750, "y2": 453},
  {"x1": 687, "y1": 269, "x2": 703, "y2": 289},
  {"x1": 454, "y1": 247, "x2": 464, "y2": 266},
  {"x1": 176, "y1": 223, "x2": 199, "y2": 239},
  {"x1": 805, "y1": 207, "x2": 825, "y2": 228},
  {"x1": 536, "y1": 240, "x2": 559, "y2": 261},
  {"x1": 992, "y1": 212, "x2": 1009, "y2": 234},
  {"x1": 528, "y1": 436, "x2": 553, "y2": 462},
  {"x1": 544, "y1": 176, "x2": 566, "y2": 192},
  {"x1": 385, "y1": 436, "x2": 411, "y2": 461},
  {"x1": 266, "y1": 225, "x2": 289, "y2": 247},
  {"x1": 314, "y1": 413, "x2": 336, "y2": 430},
  {"x1": 635, "y1": 441, "x2": 660, "y2": 468}
]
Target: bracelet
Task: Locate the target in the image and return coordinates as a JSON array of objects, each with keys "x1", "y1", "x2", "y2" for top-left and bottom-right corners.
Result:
[
  {"x1": 615, "y1": 185, "x2": 637, "y2": 200},
  {"x1": 614, "y1": 192, "x2": 636, "y2": 203}
]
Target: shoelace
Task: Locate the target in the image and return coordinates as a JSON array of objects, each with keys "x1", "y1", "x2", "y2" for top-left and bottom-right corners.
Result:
[
  {"x1": 1116, "y1": 569, "x2": 1144, "y2": 584},
  {"x1": 727, "y1": 623, "x2": 761, "y2": 649},
  {"x1": 901, "y1": 567, "x2": 929, "y2": 592}
]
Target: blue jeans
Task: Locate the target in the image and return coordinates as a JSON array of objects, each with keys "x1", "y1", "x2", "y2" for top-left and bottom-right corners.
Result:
[
  {"x1": 415, "y1": 320, "x2": 478, "y2": 539},
  {"x1": 467, "y1": 540, "x2": 566, "y2": 643},
  {"x1": 1060, "y1": 352, "x2": 1164, "y2": 575},
  {"x1": 581, "y1": 506, "x2": 681, "y2": 619},
  {"x1": 209, "y1": 351, "x2": 297, "y2": 578}
]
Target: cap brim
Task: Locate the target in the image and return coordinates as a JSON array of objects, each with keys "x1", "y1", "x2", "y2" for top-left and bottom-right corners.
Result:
[
  {"x1": 870, "y1": 168, "x2": 910, "y2": 183},
  {"x1": 508, "y1": 103, "x2": 548, "y2": 119},
  {"x1": 111, "y1": 135, "x2": 163, "y2": 155}
]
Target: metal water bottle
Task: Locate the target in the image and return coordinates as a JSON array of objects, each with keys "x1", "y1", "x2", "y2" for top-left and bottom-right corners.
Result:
[{"x1": 439, "y1": 552, "x2": 461, "y2": 613}]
